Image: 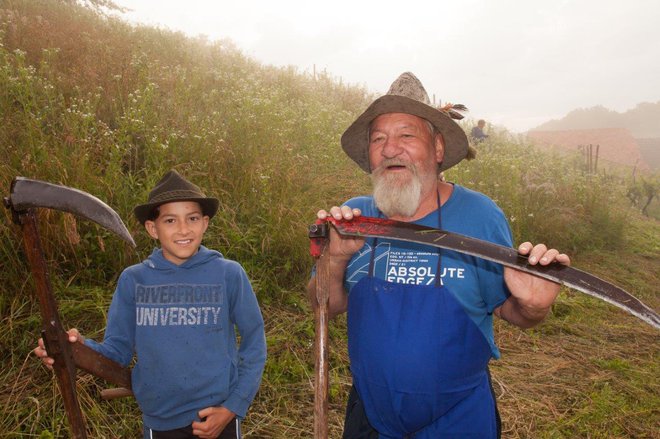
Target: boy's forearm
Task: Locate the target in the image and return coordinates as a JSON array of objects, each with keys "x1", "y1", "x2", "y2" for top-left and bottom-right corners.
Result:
[
  {"x1": 231, "y1": 291, "x2": 267, "y2": 417},
  {"x1": 88, "y1": 277, "x2": 137, "y2": 367},
  {"x1": 221, "y1": 392, "x2": 251, "y2": 419},
  {"x1": 83, "y1": 337, "x2": 133, "y2": 367},
  {"x1": 228, "y1": 329, "x2": 266, "y2": 417}
]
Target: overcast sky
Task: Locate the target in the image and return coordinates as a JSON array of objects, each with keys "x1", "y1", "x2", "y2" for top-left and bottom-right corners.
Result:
[{"x1": 111, "y1": 0, "x2": 660, "y2": 133}]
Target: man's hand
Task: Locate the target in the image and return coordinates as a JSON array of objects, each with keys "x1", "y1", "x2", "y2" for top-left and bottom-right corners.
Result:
[
  {"x1": 307, "y1": 206, "x2": 365, "y2": 317},
  {"x1": 192, "y1": 406, "x2": 235, "y2": 439},
  {"x1": 33, "y1": 328, "x2": 84, "y2": 369},
  {"x1": 497, "y1": 242, "x2": 571, "y2": 328},
  {"x1": 317, "y1": 206, "x2": 365, "y2": 260}
]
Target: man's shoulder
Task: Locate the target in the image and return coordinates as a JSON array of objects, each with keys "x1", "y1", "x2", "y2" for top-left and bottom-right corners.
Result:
[
  {"x1": 453, "y1": 184, "x2": 497, "y2": 205},
  {"x1": 448, "y1": 185, "x2": 512, "y2": 243},
  {"x1": 450, "y1": 185, "x2": 507, "y2": 220}
]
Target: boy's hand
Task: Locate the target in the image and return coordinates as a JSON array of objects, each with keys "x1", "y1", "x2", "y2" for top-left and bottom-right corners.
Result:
[
  {"x1": 192, "y1": 406, "x2": 235, "y2": 439},
  {"x1": 33, "y1": 328, "x2": 84, "y2": 370}
]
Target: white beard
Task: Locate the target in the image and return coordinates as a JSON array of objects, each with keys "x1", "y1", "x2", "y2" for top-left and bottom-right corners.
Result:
[{"x1": 371, "y1": 160, "x2": 424, "y2": 218}]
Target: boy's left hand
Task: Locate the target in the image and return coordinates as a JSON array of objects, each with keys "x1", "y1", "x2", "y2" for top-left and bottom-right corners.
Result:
[{"x1": 192, "y1": 406, "x2": 235, "y2": 439}]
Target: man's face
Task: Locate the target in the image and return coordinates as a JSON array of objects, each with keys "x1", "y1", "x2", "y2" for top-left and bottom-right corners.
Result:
[
  {"x1": 368, "y1": 112, "x2": 442, "y2": 177},
  {"x1": 368, "y1": 113, "x2": 443, "y2": 217}
]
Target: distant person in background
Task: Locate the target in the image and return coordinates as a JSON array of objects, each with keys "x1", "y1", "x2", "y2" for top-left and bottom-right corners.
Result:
[{"x1": 471, "y1": 119, "x2": 489, "y2": 142}]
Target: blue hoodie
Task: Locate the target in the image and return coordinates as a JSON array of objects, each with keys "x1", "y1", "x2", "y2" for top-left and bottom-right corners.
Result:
[{"x1": 85, "y1": 246, "x2": 266, "y2": 431}]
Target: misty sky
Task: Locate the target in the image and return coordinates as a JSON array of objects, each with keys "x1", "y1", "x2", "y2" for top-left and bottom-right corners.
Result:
[{"x1": 111, "y1": 0, "x2": 660, "y2": 133}]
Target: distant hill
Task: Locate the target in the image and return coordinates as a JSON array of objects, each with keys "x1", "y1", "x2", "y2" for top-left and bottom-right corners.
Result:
[
  {"x1": 532, "y1": 102, "x2": 660, "y2": 138},
  {"x1": 527, "y1": 128, "x2": 650, "y2": 172}
]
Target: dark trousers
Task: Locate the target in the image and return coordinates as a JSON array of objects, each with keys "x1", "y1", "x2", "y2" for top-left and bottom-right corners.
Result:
[
  {"x1": 147, "y1": 417, "x2": 240, "y2": 439},
  {"x1": 343, "y1": 370, "x2": 502, "y2": 439},
  {"x1": 342, "y1": 385, "x2": 379, "y2": 439}
]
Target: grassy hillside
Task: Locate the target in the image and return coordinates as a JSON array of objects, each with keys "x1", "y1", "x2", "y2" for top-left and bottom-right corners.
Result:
[{"x1": 1, "y1": 1, "x2": 658, "y2": 437}]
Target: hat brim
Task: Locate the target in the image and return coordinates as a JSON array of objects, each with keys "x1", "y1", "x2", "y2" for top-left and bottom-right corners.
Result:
[
  {"x1": 341, "y1": 95, "x2": 469, "y2": 173},
  {"x1": 134, "y1": 197, "x2": 219, "y2": 225}
]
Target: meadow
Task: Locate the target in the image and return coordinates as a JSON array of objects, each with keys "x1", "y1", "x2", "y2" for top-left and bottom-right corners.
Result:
[{"x1": 0, "y1": 1, "x2": 658, "y2": 437}]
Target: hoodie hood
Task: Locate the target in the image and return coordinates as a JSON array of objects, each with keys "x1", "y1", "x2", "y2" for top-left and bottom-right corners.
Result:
[{"x1": 142, "y1": 245, "x2": 223, "y2": 271}]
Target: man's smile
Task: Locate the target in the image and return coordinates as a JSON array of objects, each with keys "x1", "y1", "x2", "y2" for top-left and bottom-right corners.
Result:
[{"x1": 386, "y1": 164, "x2": 408, "y2": 170}]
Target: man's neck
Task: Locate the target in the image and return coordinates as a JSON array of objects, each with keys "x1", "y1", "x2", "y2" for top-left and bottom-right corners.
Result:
[{"x1": 388, "y1": 181, "x2": 454, "y2": 222}]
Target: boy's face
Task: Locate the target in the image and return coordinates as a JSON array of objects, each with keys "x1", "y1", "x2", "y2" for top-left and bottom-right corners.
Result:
[{"x1": 144, "y1": 201, "x2": 209, "y2": 265}]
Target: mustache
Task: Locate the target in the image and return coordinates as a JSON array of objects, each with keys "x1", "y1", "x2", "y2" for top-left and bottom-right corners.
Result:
[{"x1": 372, "y1": 159, "x2": 417, "y2": 175}]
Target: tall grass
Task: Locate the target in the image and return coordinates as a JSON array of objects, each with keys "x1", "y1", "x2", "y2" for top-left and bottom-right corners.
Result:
[
  {"x1": 448, "y1": 129, "x2": 630, "y2": 255},
  {"x1": 0, "y1": 0, "x2": 370, "y2": 297},
  {"x1": 0, "y1": 0, "x2": 657, "y2": 437}
]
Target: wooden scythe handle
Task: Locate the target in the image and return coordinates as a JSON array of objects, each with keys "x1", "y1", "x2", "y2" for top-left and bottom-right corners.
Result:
[
  {"x1": 18, "y1": 209, "x2": 88, "y2": 439},
  {"x1": 100, "y1": 387, "x2": 134, "y2": 400},
  {"x1": 314, "y1": 249, "x2": 330, "y2": 438}
]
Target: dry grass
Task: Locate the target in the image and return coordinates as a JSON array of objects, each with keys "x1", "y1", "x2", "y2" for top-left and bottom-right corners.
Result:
[
  {"x1": 492, "y1": 306, "x2": 659, "y2": 438},
  {"x1": 7, "y1": 292, "x2": 655, "y2": 439}
]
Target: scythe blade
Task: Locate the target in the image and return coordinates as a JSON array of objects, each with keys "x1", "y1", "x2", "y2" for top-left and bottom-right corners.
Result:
[
  {"x1": 310, "y1": 216, "x2": 660, "y2": 330},
  {"x1": 8, "y1": 177, "x2": 135, "y2": 247}
]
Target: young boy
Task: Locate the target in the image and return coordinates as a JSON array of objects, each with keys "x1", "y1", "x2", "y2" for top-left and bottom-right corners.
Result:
[{"x1": 34, "y1": 170, "x2": 267, "y2": 439}]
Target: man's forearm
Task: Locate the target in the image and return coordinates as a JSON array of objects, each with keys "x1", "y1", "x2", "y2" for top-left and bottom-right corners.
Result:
[{"x1": 495, "y1": 296, "x2": 551, "y2": 329}]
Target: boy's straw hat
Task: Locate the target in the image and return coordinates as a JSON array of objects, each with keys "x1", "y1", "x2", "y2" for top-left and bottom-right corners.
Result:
[
  {"x1": 134, "y1": 170, "x2": 219, "y2": 224},
  {"x1": 341, "y1": 72, "x2": 469, "y2": 173}
]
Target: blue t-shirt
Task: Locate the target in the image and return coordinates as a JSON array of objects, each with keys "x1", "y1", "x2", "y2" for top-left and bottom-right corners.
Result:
[{"x1": 342, "y1": 184, "x2": 513, "y2": 358}]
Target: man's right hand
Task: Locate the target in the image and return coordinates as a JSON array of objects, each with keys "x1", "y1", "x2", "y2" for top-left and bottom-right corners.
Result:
[
  {"x1": 34, "y1": 328, "x2": 84, "y2": 370},
  {"x1": 308, "y1": 206, "x2": 365, "y2": 317},
  {"x1": 316, "y1": 206, "x2": 365, "y2": 260}
]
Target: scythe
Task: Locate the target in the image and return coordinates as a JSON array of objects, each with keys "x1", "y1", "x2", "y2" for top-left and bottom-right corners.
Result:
[{"x1": 4, "y1": 177, "x2": 135, "y2": 439}]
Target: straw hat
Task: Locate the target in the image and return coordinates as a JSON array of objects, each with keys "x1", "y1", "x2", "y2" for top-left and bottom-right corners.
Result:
[
  {"x1": 133, "y1": 170, "x2": 219, "y2": 224},
  {"x1": 341, "y1": 72, "x2": 469, "y2": 173}
]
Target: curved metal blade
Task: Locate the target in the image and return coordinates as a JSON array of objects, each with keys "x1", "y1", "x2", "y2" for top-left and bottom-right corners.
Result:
[
  {"x1": 324, "y1": 216, "x2": 660, "y2": 330},
  {"x1": 8, "y1": 177, "x2": 135, "y2": 247}
]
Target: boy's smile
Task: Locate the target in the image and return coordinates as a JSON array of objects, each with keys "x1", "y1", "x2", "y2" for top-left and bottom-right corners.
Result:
[{"x1": 145, "y1": 201, "x2": 209, "y2": 265}]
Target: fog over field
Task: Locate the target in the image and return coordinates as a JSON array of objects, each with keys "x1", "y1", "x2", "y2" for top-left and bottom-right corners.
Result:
[{"x1": 113, "y1": 0, "x2": 660, "y2": 133}]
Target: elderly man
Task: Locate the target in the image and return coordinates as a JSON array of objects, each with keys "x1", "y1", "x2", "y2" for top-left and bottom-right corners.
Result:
[{"x1": 307, "y1": 72, "x2": 570, "y2": 438}]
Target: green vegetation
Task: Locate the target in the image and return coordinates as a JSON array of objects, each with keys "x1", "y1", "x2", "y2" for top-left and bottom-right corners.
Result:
[
  {"x1": 627, "y1": 174, "x2": 660, "y2": 218},
  {"x1": 1, "y1": 1, "x2": 658, "y2": 437}
]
